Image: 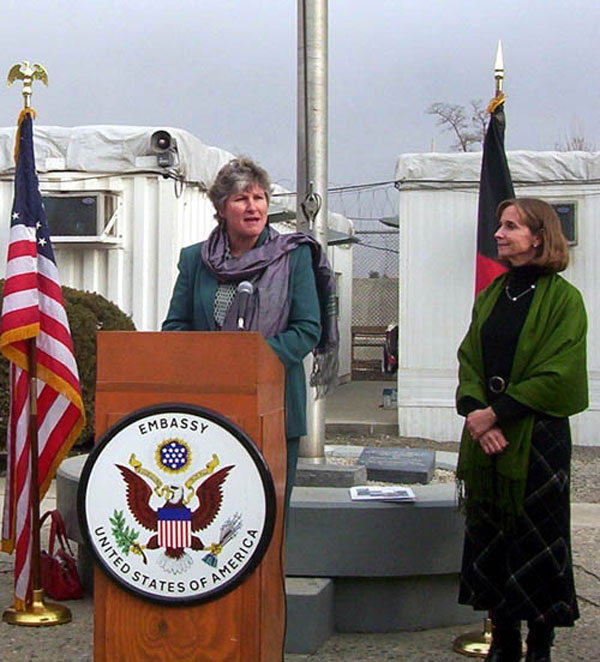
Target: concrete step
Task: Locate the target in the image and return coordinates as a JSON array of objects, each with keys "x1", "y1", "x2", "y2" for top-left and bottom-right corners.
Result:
[{"x1": 285, "y1": 578, "x2": 334, "y2": 654}]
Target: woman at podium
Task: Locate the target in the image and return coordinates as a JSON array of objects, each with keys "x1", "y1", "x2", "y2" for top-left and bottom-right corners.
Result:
[{"x1": 162, "y1": 157, "x2": 338, "y2": 510}]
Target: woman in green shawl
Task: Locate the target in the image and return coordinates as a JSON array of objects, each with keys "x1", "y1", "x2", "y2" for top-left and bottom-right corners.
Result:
[{"x1": 456, "y1": 198, "x2": 588, "y2": 662}]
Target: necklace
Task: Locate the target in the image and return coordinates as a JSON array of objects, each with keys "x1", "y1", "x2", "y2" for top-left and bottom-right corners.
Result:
[{"x1": 504, "y1": 283, "x2": 536, "y2": 302}]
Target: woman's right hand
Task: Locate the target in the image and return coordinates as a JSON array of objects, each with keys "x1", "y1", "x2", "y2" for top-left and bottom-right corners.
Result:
[
  {"x1": 477, "y1": 425, "x2": 508, "y2": 455},
  {"x1": 466, "y1": 406, "x2": 497, "y2": 440}
]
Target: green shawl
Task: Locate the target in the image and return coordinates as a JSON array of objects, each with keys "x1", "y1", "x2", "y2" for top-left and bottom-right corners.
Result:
[{"x1": 456, "y1": 272, "x2": 588, "y2": 526}]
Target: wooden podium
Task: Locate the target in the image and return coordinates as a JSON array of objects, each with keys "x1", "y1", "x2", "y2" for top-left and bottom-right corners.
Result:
[{"x1": 92, "y1": 331, "x2": 286, "y2": 662}]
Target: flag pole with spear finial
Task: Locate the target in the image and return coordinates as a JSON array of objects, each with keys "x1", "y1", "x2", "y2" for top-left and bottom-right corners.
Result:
[
  {"x1": 2, "y1": 61, "x2": 71, "y2": 627},
  {"x1": 452, "y1": 39, "x2": 510, "y2": 659}
]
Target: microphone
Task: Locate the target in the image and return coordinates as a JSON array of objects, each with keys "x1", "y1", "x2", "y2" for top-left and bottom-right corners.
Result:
[{"x1": 236, "y1": 281, "x2": 253, "y2": 330}]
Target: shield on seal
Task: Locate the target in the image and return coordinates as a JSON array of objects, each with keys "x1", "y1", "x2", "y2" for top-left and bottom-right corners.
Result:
[{"x1": 157, "y1": 505, "x2": 192, "y2": 549}]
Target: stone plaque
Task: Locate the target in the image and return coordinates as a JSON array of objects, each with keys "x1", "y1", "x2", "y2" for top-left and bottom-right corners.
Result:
[{"x1": 357, "y1": 447, "x2": 435, "y2": 484}]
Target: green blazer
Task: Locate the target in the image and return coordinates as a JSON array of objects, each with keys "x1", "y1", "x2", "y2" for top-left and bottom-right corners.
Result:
[{"x1": 162, "y1": 234, "x2": 322, "y2": 439}]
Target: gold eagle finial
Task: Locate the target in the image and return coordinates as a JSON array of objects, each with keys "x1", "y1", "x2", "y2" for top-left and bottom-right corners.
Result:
[{"x1": 6, "y1": 61, "x2": 49, "y2": 108}]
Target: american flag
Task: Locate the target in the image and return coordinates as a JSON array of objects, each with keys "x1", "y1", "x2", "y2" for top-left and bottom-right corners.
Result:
[{"x1": 0, "y1": 111, "x2": 85, "y2": 609}]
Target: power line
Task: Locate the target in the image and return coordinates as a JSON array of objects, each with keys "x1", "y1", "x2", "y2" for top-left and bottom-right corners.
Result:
[
  {"x1": 357, "y1": 243, "x2": 399, "y2": 255},
  {"x1": 348, "y1": 216, "x2": 395, "y2": 221}
]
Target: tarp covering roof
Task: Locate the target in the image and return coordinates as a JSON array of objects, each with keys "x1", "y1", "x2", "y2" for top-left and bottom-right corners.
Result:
[
  {"x1": 395, "y1": 150, "x2": 600, "y2": 189},
  {"x1": 0, "y1": 125, "x2": 233, "y2": 185}
]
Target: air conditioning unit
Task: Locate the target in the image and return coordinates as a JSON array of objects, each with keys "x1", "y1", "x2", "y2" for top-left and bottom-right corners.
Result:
[{"x1": 42, "y1": 192, "x2": 121, "y2": 245}]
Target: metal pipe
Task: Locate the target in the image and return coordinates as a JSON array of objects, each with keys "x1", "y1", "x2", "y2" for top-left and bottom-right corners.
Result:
[{"x1": 297, "y1": 0, "x2": 328, "y2": 461}]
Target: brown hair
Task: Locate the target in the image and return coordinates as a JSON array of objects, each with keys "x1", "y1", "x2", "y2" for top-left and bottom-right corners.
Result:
[{"x1": 497, "y1": 198, "x2": 569, "y2": 273}]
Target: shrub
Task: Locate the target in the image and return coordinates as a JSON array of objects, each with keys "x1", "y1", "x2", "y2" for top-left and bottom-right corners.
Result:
[{"x1": 0, "y1": 282, "x2": 136, "y2": 453}]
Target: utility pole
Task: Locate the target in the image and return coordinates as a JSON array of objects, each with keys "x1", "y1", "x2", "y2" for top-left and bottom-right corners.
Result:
[{"x1": 297, "y1": 0, "x2": 328, "y2": 462}]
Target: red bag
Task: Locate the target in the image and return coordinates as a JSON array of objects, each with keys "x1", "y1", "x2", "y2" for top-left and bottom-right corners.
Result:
[{"x1": 40, "y1": 509, "x2": 83, "y2": 600}]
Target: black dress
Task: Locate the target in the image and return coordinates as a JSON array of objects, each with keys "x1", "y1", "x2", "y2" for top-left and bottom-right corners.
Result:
[{"x1": 457, "y1": 266, "x2": 579, "y2": 627}]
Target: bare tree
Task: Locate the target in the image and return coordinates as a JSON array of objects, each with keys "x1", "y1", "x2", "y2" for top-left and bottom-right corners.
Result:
[
  {"x1": 470, "y1": 99, "x2": 488, "y2": 145},
  {"x1": 555, "y1": 126, "x2": 595, "y2": 152},
  {"x1": 426, "y1": 99, "x2": 487, "y2": 152}
]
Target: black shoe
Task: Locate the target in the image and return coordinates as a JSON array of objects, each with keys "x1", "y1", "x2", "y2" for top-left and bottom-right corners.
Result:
[
  {"x1": 485, "y1": 630, "x2": 522, "y2": 662},
  {"x1": 525, "y1": 625, "x2": 554, "y2": 662},
  {"x1": 524, "y1": 648, "x2": 551, "y2": 662}
]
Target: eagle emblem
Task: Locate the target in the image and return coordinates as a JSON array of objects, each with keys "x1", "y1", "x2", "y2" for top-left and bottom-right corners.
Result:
[
  {"x1": 7, "y1": 61, "x2": 49, "y2": 87},
  {"x1": 115, "y1": 454, "x2": 234, "y2": 575},
  {"x1": 7, "y1": 61, "x2": 49, "y2": 107}
]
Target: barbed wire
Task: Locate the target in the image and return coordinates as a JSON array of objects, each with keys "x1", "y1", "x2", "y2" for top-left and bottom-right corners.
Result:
[{"x1": 329, "y1": 181, "x2": 398, "y2": 228}]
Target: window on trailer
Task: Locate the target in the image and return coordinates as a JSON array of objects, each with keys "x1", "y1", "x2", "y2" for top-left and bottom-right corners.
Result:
[{"x1": 42, "y1": 193, "x2": 119, "y2": 239}]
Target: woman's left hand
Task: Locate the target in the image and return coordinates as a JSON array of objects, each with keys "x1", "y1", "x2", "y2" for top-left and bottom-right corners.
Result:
[
  {"x1": 466, "y1": 407, "x2": 497, "y2": 440},
  {"x1": 477, "y1": 426, "x2": 509, "y2": 455}
]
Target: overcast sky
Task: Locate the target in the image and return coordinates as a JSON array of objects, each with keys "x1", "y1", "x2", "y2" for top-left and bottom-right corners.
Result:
[{"x1": 0, "y1": 0, "x2": 598, "y2": 191}]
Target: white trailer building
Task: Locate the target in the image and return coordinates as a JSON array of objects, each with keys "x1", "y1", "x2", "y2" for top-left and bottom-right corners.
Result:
[
  {"x1": 395, "y1": 150, "x2": 600, "y2": 446},
  {"x1": 0, "y1": 125, "x2": 354, "y2": 380}
]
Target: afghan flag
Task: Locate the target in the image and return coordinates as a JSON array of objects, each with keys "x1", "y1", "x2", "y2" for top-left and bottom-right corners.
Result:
[{"x1": 475, "y1": 93, "x2": 514, "y2": 295}]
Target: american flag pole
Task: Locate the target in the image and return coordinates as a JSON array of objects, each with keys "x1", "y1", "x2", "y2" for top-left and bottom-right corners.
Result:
[{"x1": 2, "y1": 64, "x2": 79, "y2": 626}]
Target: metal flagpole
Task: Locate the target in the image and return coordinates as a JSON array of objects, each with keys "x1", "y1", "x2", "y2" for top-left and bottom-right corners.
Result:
[
  {"x1": 452, "y1": 40, "x2": 506, "y2": 658},
  {"x1": 2, "y1": 62, "x2": 71, "y2": 627},
  {"x1": 297, "y1": 0, "x2": 328, "y2": 462}
]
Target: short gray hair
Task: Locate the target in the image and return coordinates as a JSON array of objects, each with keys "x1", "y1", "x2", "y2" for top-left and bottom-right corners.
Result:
[{"x1": 208, "y1": 157, "x2": 272, "y2": 220}]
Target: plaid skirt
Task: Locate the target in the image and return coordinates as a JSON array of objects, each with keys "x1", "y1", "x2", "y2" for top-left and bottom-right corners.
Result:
[{"x1": 459, "y1": 416, "x2": 579, "y2": 626}]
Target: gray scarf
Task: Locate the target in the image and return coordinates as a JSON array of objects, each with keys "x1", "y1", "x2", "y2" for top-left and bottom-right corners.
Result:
[{"x1": 201, "y1": 225, "x2": 339, "y2": 398}]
